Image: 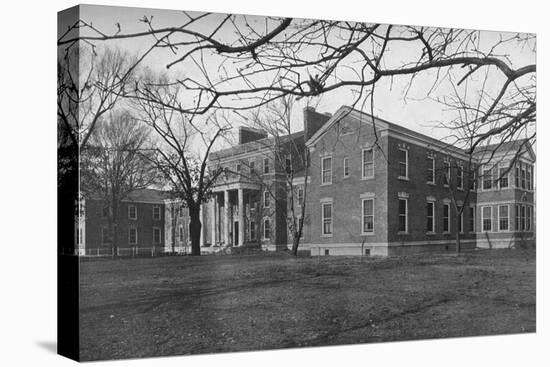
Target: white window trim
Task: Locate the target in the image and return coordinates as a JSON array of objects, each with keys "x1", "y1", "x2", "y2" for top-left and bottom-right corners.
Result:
[
  {"x1": 129, "y1": 227, "x2": 138, "y2": 245},
  {"x1": 482, "y1": 167, "x2": 493, "y2": 192},
  {"x1": 498, "y1": 205, "x2": 510, "y2": 232},
  {"x1": 426, "y1": 200, "x2": 436, "y2": 234},
  {"x1": 128, "y1": 204, "x2": 137, "y2": 220},
  {"x1": 263, "y1": 157, "x2": 270, "y2": 174},
  {"x1": 321, "y1": 202, "x2": 333, "y2": 237},
  {"x1": 262, "y1": 218, "x2": 271, "y2": 240},
  {"x1": 457, "y1": 166, "x2": 464, "y2": 190},
  {"x1": 153, "y1": 227, "x2": 162, "y2": 245},
  {"x1": 249, "y1": 159, "x2": 256, "y2": 175},
  {"x1": 398, "y1": 198, "x2": 408, "y2": 234},
  {"x1": 482, "y1": 206, "x2": 493, "y2": 232},
  {"x1": 469, "y1": 205, "x2": 476, "y2": 234},
  {"x1": 498, "y1": 164, "x2": 510, "y2": 189},
  {"x1": 443, "y1": 161, "x2": 451, "y2": 188},
  {"x1": 320, "y1": 155, "x2": 333, "y2": 185},
  {"x1": 427, "y1": 156, "x2": 435, "y2": 185},
  {"x1": 362, "y1": 148, "x2": 375, "y2": 179},
  {"x1": 249, "y1": 220, "x2": 256, "y2": 241},
  {"x1": 343, "y1": 157, "x2": 350, "y2": 178},
  {"x1": 361, "y1": 198, "x2": 375, "y2": 235},
  {"x1": 443, "y1": 203, "x2": 451, "y2": 234},
  {"x1": 153, "y1": 205, "x2": 161, "y2": 221},
  {"x1": 398, "y1": 148, "x2": 409, "y2": 180}
]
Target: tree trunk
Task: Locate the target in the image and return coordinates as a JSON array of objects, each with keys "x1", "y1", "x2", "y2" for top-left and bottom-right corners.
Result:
[
  {"x1": 455, "y1": 224, "x2": 461, "y2": 255},
  {"x1": 189, "y1": 206, "x2": 202, "y2": 256},
  {"x1": 291, "y1": 234, "x2": 300, "y2": 256}
]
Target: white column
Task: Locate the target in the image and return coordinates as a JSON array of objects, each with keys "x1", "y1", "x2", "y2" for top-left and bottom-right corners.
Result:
[
  {"x1": 199, "y1": 204, "x2": 204, "y2": 247},
  {"x1": 210, "y1": 196, "x2": 216, "y2": 246},
  {"x1": 224, "y1": 190, "x2": 230, "y2": 246},
  {"x1": 238, "y1": 188, "x2": 244, "y2": 246}
]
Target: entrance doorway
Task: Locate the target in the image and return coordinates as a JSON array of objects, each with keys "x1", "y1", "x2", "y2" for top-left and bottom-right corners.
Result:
[{"x1": 234, "y1": 221, "x2": 239, "y2": 246}]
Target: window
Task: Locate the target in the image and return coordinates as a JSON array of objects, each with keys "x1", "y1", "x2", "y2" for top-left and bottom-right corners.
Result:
[
  {"x1": 128, "y1": 205, "x2": 137, "y2": 220},
  {"x1": 297, "y1": 187, "x2": 304, "y2": 206},
  {"x1": 521, "y1": 205, "x2": 526, "y2": 231},
  {"x1": 526, "y1": 165, "x2": 532, "y2": 190},
  {"x1": 250, "y1": 221, "x2": 256, "y2": 241},
  {"x1": 249, "y1": 160, "x2": 255, "y2": 175},
  {"x1": 362, "y1": 149, "x2": 374, "y2": 178},
  {"x1": 179, "y1": 225, "x2": 184, "y2": 242},
  {"x1": 321, "y1": 156, "x2": 332, "y2": 184},
  {"x1": 263, "y1": 191, "x2": 270, "y2": 208},
  {"x1": 443, "y1": 161, "x2": 451, "y2": 186},
  {"x1": 515, "y1": 205, "x2": 521, "y2": 231},
  {"x1": 498, "y1": 205, "x2": 509, "y2": 231},
  {"x1": 362, "y1": 199, "x2": 374, "y2": 234},
  {"x1": 499, "y1": 166, "x2": 509, "y2": 188},
  {"x1": 129, "y1": 227, "x2": 138, "y2": 245},
  {"x1": 482, "y1": 206, "x2": 492, "y2": 232},
  {"x1": 263, "y1": 158, "x2": 270, "y2": 174},
  {"x1": 285, "y1": 156, "x2": 292, "y2": 174},
  {"x1": 322, "y1": 202, "x2": 333, "y2": 236},
  {"x1": 263, "y1": 218, "x2": 271, "y2": 239},
  {"x1": 153, "y1": 206, "x2": 161, "y2": 221},
  {"x1": 78, "y1": 228, "x2": 83, "y2": 245},
  {"x1": 515, "y1": 164, "x2": 520, "y2": 187},
  {"x1": 153, "y1": 227, "x2": 161, "y2": 245},
  {"x1": 102, "y1": 206, "x2": 109, "y2": 218},
  {"x1": 101, "y1": 227, "x2": 109, "y2": 244},
  {"x1": 426, "y1": 201, "x2": 435, "y2": 233},
  {"x1": 443, "y1": 203, "x2": 450, "y2": 232},
  {"x1": 426, "y1": 156, "x2": 435, "y2": 184},
  {"x1": 469, "y1": 206, "x2": 475, "y2": 233},
  {"x1": 398, "y1": 199, "x2": 408, "y2": 233},
  {"x1": 179, "y1": 205, "x2": 184, "y2": 217},
  {"x1": 457, "y1": 166, "x2": 463, "y2": 190},
  {"x1": 483, "y1": 168, "x2": 493, "y2": 190},
  {"x1": 458, "y1": 206, "x2": 463, "y2": 233},
  {"x1": 398, "y1": 149, "x2": 408, "y2": 179},
  {"x1": 526, "y1": 206, "x2": 532, "y2": 231},
  {"x1": 343, "y1": 157, "x2": 350, "y2": 177},
  {"x1": 521, "y1": 166, "x2": 526, "y2": 189}
]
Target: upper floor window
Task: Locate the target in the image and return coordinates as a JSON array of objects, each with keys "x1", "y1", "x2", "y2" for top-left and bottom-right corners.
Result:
[
  {"x1": 521, "y1": 165, "x2": 526, "y2": 189},
  {"x1": 297, "y1": 187, "x2": 304, "y2": 206},
  {"x1": 526, "y1": 165, "x2": 532, "y2": 190},
  {"x1": 263, "y1": 191, "x2": 270, "y2": 208},
  {"x1": 483, "y1": 168, "x2": 493, "y2": 190},
  {"x1": 153, "y1": 206, "x2": 161, "y2": 221},
  {"x1": 285, "y1": 156, "x2": 292, "y2": 174},
  {"x1": 398, "y1": 149, "x2": 408, "y2": 179},
  {"x1": 263, "y1": 158, "x2": 270, "y2": 174},
  {"x1": 499, "y1": 166, "x2": 509, "y2": 189},
  {"x1": 515, "y1": 164, "x2": 520, "y2": 187},
  {"x1": 426, "y1": 156, "x2": 435, "y2": 184},
  {"x1": 249, "y1": 160, "x2": 256, "y2": 176},
  {"x1": 362, "y1": 149, "x2": 374, "y2": 179},
  {"x1": 322, "y1": 202, "x2": 333, "y2": 236},
  {"x1": 128, "y1": 205, "x2": 137, "y2": 220},
  {"x1": 362, "y1": 199, "x2": 374, "y2": 234},
  {"x1": 457, "y1": 165, "x2": 464, "y2": 190},
  {"x1": 343, "y1": 157, "x2": 350, "y2": 177},
  {"x1": 321, "y1": 156, "x2": 332, "y2": 185},
  {"x1": 443, "y1": 161, "x2": 451, "y2": 187}
]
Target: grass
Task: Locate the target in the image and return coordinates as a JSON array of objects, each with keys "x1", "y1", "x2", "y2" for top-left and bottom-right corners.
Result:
[{"x1": 79, "y1": 248, "x2": 535, "y2": 361}]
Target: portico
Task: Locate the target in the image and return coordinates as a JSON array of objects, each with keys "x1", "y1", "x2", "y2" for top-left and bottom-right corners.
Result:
[{"x1": 209, "y1": 183, "x2": 260, "y2": 247}]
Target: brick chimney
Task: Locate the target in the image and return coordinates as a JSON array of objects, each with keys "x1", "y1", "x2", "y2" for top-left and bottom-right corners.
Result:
[
  {"x1": 303, "y1": 106, "x2": 331, "y2": 141},
  {"x1": 238, "y1": 126, "x2": 268, "y2": 145}
]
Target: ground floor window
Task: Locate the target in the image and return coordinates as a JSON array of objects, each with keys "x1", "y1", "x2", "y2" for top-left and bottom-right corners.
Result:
[
  {"x1": 129, "y1": 227, "x2": 138, "y2": 245},
  {"x1": 482, "y1": 206, "x2": 492, "y2": 232},
  {"x1": 179, "y1": 225, "x2": 184, "y2": 242},
  {"x1": 362, "y1": 199, "x2": 374, "y2": 234},
  {"x1": 250, "y1": 220, "x2": 256, "y2": 241},
  {"x1": 521, "y1": 205, "x2": 526, "y2": 231},
  {"x1": 153, "y1": 227, "x2": 161, "y2": 245},
  {"x1": 426, "y1": 201, "x2": 435, "y2": 233},
  {"x1": 469, "y1": 206, "x2": 475, "y2": 233},
  {"x1": 102, "y1": 227, "x2": 109, "y2": 244},
  {"x1": 263, "y1": 218, "x2": 271, "y2": 240},
  {"x1": 322, "y1": 202, "x2": 333, "y2": 235},
  {"x1": 458, "y1": 206, "x2": 463, "y2": 233},
  {"x1": 499, "y1": 205, "x2": 509, "y2": 231},
  {"x1": 515, "y1": 204, "x2": 521, "y2": 231},
  {"x1": 443, "y1": 203, "x2": 450, "y2": 232},
  {"x1": 526, "y1": 206, "x2": 532, "y2": 231},
  {"x1": 398, "y1": 199, "x2": 408, "y2": 233}
]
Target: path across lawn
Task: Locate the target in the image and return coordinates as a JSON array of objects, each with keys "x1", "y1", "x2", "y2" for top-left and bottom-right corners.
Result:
[{"x1": 79, "y1": 249, "x2": 535, "y2": 361}]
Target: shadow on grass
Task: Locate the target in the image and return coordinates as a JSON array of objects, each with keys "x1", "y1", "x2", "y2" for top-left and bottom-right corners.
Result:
[{"x1": 36, "y1": 340, "x2": 57, "y2": 354}]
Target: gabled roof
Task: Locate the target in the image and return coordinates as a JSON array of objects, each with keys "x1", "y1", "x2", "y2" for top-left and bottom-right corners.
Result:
[
  {"x1": 473, "y1": 138, "x2": 536, "y2": 162},
  {"x1": 88, "y1": 188, "x2": 169, "y2": 204}
]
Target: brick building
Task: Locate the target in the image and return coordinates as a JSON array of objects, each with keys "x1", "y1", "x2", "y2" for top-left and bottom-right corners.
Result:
[
  {"x1": 197, "y1": 105, "x2": 535, "y2": 256},
  {"x1": 78, "y1": 189, "x2": 167, "y2": 255}
]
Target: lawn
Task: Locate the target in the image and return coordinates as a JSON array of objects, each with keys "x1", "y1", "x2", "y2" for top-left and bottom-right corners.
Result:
[{"x1": 79, "y1": 249, "x2": 536, "y2": 361}]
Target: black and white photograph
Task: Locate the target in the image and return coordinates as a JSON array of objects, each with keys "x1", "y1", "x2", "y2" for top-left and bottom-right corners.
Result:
[{"x1": 53, "y1": 1, "x2": 538, "y2": 363}]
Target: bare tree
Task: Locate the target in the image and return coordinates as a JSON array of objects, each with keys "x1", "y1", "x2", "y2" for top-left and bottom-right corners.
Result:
[
  {"x1": 132, "y1": 72, "x2": 230, "y2": 256},
  {"x1": 80, "y1": 110, "x2": 160, "y2": 254}
]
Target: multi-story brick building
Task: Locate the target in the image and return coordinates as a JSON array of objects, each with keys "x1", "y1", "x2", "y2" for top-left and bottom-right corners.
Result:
[
  {"x1": 79, "y1": 189, "x2": 167, "y2": 255},
  {"x1": 196, "y1": 105, "x2": 535, "y2": 256}
]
